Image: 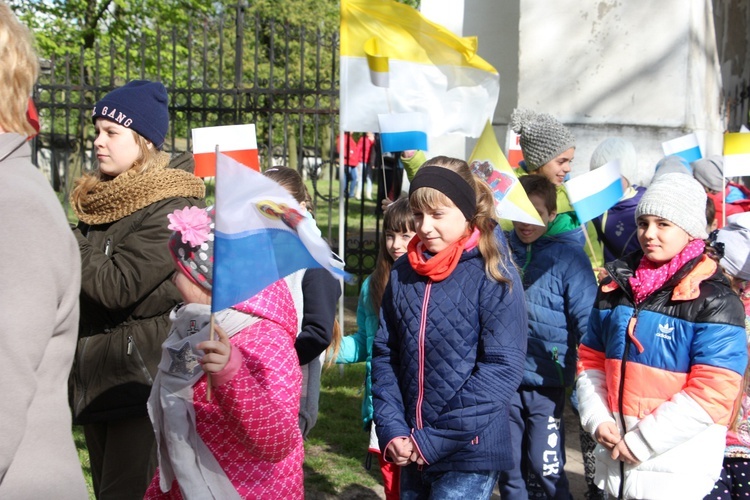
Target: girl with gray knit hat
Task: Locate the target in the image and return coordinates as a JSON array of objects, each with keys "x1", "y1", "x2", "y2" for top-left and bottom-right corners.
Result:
[
  {"x1": 510, "y1": 108, "x2": 604, "y2": 268},
  {"x1": 576, "y1": 172, "x2": 747, "y2": 499}
]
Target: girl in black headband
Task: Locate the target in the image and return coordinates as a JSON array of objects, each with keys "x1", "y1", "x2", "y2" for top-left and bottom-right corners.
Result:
[{"x1": 371, "y1": 156, "x2": 527, "y2": 499}]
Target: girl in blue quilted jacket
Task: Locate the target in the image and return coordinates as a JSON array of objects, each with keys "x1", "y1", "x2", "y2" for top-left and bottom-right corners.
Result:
[{"x1": 371, "y1": 156, "x2": 528, "y2": 499}]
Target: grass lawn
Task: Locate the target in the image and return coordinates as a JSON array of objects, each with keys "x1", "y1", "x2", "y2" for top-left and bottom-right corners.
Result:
[{"x1": 73, "y1": 363, "x2": 381, "y2": 499}]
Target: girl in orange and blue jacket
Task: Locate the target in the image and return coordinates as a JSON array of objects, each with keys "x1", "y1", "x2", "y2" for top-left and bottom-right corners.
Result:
[{"x1": 576, "y1": 172, "x2": 748, "y2": 500}]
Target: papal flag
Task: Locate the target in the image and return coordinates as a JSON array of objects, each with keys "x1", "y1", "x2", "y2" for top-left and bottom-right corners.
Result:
[
  {"x1": 469, "y1": 121, "x2": 543, "y2": 226},
  {"x1": 340, "y1": 0, "x2": 499, "y2": 138}
]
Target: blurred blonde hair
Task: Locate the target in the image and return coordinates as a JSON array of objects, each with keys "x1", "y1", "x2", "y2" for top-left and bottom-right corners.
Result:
[
  {"x1": 0, "y1": 2, "x2": 39, "y2": 135},
  {"x1": 409, "y1": 156, "x2": 512, "y2": 284},
  {"x1": 71, "y1": 130, "x2": 161, "y2": 212}
]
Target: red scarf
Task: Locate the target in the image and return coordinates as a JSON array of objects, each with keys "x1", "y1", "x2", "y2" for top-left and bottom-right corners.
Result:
[
  {"x1": 629, "y1": 239, "x2": 705, "y2": 304},
  {"x1": 407, "y1": 228, "x2": 480, "y2": 281}
]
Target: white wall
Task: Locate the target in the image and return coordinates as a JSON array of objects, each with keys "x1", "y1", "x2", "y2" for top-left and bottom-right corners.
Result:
[{"x1": 461, "y1": 0, "x2": 728, "y2": 186}]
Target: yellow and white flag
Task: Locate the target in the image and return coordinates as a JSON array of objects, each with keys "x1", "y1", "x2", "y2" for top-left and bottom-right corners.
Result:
[
  {"x1": 469, "y1": 122, "x2": 543, "y2": 226},
  {"x1": 340, "y1": 0, "x2": 499, "y2": 138}
]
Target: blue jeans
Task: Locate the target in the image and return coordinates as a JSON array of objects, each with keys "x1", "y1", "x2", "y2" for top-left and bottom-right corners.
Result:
[
  {"x1": 346, "y1": 165, "x2": 358, "y2": 198},
  {"x1": 400, "y1": 463, "x2": 499, "y2": 500}
]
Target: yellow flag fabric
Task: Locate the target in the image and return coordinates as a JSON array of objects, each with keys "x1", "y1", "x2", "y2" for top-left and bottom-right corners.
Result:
[
  {"x1": 724, "y1": 132, "x2": 750, "y2": 177},
  {"x1": 340, "y1": 0, "x2": 499, "y2": 137},
  {"x1": 364, "y1": 37, "x2": 389, "y2": 87},
  {"x1": 469, "y1": 121, "x2": 544, "y2": 225}
]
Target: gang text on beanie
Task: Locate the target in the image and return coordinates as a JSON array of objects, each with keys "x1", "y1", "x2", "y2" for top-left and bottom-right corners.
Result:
[
  {"x1": 168, "y1": 206, "x2": 214, "y2": 290},
  {"x1": 510, "y1": 108, "x2": 575, "y2": 171},
  {"x1": 635, "y1": 172, "x2": 708, "y2": 240},
  {"x1": 92, "y1": 80, "x2": 169, "y2": 150}
]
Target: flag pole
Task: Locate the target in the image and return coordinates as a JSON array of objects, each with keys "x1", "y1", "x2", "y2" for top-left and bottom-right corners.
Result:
[
  {"x1": 338, "y1": 130, "x2": 346, "y2": 341},
  {"x1": 207, "y1": 144, "x2": 220, "y2": 402}
]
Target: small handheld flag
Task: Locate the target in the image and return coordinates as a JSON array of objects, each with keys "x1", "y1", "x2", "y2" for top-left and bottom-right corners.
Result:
[
  {"x1": 564, "y1": 160, "x2": 624, "y2": 223},
  {"x1": 192, "y1": 124, "x2": 259, "y2": 177},
  {"x1": 469, "y1": 121, "x2": 543, "y2": 226},
  {"x1": 662, "y1": 133, "x2": 702, "y2": 163},
  {"x1": 212, "y1": 153, "x2": 349, "y2": 312},
  {"x1": 377, "y1": 112, "x2": 428, "y2": 153}
]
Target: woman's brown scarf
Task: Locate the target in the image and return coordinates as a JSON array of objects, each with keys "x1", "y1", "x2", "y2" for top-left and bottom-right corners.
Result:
[{"x1": 71, "y1": 152, "x2": 206, "y2": 225}]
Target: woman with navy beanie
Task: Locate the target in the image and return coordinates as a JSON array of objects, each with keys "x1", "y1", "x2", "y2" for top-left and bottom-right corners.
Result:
[{"x1": 69, "y1": 80, "x2": 205, "y2": 499}]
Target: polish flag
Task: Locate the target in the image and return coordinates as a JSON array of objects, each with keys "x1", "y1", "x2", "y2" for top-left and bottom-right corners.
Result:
[{"x1": 191, "y1": 124, "x2": 259, "y2": 177}]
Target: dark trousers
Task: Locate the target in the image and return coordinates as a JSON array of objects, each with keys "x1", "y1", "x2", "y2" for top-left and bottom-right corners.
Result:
[
  {"x1": 499, "y1": 386, "x2": 572, "y2": 500},
  {"x1": 84, "y1": 415, "x2": 157, "y2": 499}
]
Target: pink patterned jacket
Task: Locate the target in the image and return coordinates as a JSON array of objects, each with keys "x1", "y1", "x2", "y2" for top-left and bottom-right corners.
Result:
[{"x1": 145, "y1": 280, "x2": 304, "y2": 499}]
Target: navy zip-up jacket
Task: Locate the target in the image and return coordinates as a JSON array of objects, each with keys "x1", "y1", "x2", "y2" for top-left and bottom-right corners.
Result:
[
  {"x1": 508, "y1": 227, "x2": 597, "y2": 388},
  {"x1": 372, "y1": 228, "x2": 527, "y2": 472}
]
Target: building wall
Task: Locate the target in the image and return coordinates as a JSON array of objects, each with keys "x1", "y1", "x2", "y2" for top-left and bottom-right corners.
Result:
[{"x1": 423, "y1": 0, "x2": 748, "y2": 187}]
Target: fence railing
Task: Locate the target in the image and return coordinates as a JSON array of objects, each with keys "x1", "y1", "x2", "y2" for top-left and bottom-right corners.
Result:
[{"x1": 31, "y1": 5, "x2": 378, "y2": 286}]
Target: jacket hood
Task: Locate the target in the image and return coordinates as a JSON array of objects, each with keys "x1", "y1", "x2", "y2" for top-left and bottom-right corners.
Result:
[
  {"x1": 232, "y1": 279, "x2": 297, "y2": 341},
  {"x1": 508, "y1": 222, "x2": 585, "y2": 257}
]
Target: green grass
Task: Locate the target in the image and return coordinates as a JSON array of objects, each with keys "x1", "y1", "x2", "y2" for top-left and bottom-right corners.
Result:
[{"x1": 73, "y1": 364, "x2": 380, "y2": 499}]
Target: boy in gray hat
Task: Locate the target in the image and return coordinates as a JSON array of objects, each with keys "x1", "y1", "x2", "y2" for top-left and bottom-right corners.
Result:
[{"x1": 510, "y1": 109, "x2": 604, "y2": 274}]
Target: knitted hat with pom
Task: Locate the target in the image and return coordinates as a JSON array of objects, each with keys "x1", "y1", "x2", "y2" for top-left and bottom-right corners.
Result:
[
  {"x1": 635, "y1": 172, "x2": 708, "y2": 239},
  {"x1": 510, "y1": 108, "x2": 575, "y2": 171},
  {"x1": 92, "y1": 80, "x2": 169, "y2": 150}
]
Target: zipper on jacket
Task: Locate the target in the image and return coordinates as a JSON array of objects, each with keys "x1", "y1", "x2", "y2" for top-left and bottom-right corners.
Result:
[
  {"x1": 104, "y1": 237, "x2": 112, "y2": 257},
  {"x1": 415, "y1": 281, "x2": 432, "y2": 430},
  {"x1": 617, "y1": 307, "x2": 637, "y2": 500},
  {"x1": 127, "y1": 335, "x2": 154, "y2": 385}
]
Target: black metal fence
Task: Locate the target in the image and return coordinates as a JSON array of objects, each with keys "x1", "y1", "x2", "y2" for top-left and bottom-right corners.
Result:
[{"x1": 31, "y1": 4, "x2": 379, "y2": 285}]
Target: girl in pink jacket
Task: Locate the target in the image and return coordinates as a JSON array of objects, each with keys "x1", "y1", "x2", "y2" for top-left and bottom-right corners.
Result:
[{"x1": 144, "y1": 206, "x2": 303, "y2": 499}]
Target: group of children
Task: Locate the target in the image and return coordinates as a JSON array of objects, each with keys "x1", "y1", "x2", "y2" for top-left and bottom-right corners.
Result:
[{"x1": 22, "y1": 64, "x2": 748, "y2": 499}]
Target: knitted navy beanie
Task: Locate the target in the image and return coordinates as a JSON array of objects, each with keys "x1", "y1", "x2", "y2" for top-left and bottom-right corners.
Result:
[
  {"x1": 510, "y1": 108, "x2": 576, "y2": 171},
  {"x1": 92, "y1": 80, "x2": 169, "y2": 150}
]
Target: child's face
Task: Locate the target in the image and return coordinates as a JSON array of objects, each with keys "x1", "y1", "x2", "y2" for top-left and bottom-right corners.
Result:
[
  {"x1": 94, "y1": 118, "x2": 142, "y2": 178},
  {"x1": 385, "y1": 229, "x2": 415, "y2": 262},
  {"x1": 637, "y1": 215, "x2": 692, "y2": 264},
  {"x1": 512, "y1": 194, "x2": 556, "y2": 244},
  {"x1": 413, "y1": 201, "x2": 469, "y2": 253},
  {"x1": 172, "y1": 270, "x2": 212, "y2": 305},
  {"x1": 535, "y1": 147, "x2": 574, "y2": 186}
]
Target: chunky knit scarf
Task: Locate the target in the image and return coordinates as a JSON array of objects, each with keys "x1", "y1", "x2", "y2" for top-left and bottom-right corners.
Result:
[{"x1": 71, "y1": 152, "x2": 206, "y2": 225}]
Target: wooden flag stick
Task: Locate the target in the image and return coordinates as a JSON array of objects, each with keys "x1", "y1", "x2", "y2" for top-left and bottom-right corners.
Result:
[{"x1": 206, "y1": 313, "x2": 214, "y2": 401}]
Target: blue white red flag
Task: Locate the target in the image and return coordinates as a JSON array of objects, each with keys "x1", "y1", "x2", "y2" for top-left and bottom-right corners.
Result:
[
  {"x1": 564, "y1": 160, "x2": 624, "y2": 223},
  {"x1": 212, "y1": 153, "x2": 348, "y2": 311}
]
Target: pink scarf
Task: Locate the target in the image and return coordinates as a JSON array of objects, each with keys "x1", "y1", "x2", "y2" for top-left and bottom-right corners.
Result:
[{"x1": 629, "y1": 239, "x2": 705, "y2": 304}]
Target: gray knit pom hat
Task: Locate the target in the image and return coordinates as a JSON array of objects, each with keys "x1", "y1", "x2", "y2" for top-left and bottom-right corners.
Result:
[
  {"x1": 635, "y1": 172, "x2": 708, "y2": 239},
  {"x1": 510, "y1": 108, "x2": 576, "y2": 171}
]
